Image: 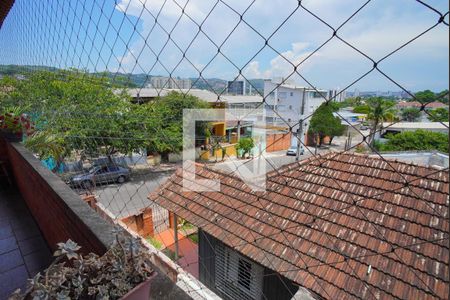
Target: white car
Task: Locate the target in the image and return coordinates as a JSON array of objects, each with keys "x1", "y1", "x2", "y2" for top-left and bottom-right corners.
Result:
[{"x1": 286, "y1": 146, "x2": 304, "y2": 156}]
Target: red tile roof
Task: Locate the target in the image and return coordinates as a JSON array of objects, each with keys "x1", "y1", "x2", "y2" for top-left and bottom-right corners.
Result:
[
  {"x1": 426, "y1": 102, "x2": 448, "y2": 109},
  {"x1": 149, "y1": 153, "x2": 449, "y2": 299},
  {"x1": 397, "y1": 101, "x2": 422, "y2": 108}
]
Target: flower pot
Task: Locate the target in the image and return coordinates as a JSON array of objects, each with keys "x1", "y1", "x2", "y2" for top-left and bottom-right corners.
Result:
[
  {"x1": 0, "y1": 131, "x2": 22, "y2": 142},
  {"x1": 120, "y1": 271, "x2": 157, "y2": 300}
]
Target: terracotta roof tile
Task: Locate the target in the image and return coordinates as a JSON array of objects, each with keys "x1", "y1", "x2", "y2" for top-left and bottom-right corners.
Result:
[{"x1": 149, "y1": 153, "x2": 449, "y2": 299}]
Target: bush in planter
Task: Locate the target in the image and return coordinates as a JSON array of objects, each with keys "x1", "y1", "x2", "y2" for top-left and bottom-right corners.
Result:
[
  {"x1": 10, "y1": 232, "x2": 155, "y2": 300},
  {"x1": 0, "y1": 106, "x2": 34, "y2": 141}
]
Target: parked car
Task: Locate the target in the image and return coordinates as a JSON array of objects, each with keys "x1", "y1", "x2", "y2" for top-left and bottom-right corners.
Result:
[
  {"x1": 286, "y1": 146, "x2": 304, "y2": 156},
  {"x1": 68, "y1": 165, "x2": 130, "y2": 189},
  {"x1": 360, "y1": 125, "x2": 369, "y2": 130}
]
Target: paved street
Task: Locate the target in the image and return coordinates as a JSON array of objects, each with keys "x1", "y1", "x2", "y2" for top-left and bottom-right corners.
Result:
[
  {"x1": 92, "y1": 171, "x2": 173, "y2": 219},
  {"x1": 76, "y1": 135, "x2": 356, "y2": 219}
]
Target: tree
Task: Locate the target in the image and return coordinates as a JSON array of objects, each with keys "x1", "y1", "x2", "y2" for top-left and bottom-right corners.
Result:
[
  {"x1": 428, "y1": 108, "x2": 449, "y2": 122},
  {"x1": 436, "y1": 90, "x2": 449, "y2": 104},
  {"x1": 338, "y1": 97, "x2": 363, "y2": 108},
  {"x1": 414, "y1": 90, "x2": 437, "y2": 104},
  {"x1": 308, "y1": 103, "x2": 346, "y2": 147},
  {"x1": 236, "y1": 137, "x2": 255, "y2": 159},
  {"x1": 352, "y1": 105, "x2": 370, "y2": 114},
  {"x1": 0, "y1": 71, "x2": 164, "y2": 163},
  {"x1": 376, "y1": 130, "x2": 448, "y2": 153},
  {"x1": 144, "y1": 91, "x2": 210, "y2": 161},
  {"x1": 366, "y1": 97, "x2": 396, "y2": 145},
  {"x1": 401, "y1": 107, "x2": 421, "y2": 122}
]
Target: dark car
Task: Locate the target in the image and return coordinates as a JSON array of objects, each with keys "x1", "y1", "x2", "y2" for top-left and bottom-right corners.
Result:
[{"x1": 68, "y1": 165, "x2": 130, "y2": 189}]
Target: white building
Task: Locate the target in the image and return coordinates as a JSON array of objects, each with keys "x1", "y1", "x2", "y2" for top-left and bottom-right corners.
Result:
[
  {"x1": 149, "y1": 76, "x2": 192, "y2": 89},
  {"x1": 263, "y1": 79, "x2": 328, "y2": 144}
]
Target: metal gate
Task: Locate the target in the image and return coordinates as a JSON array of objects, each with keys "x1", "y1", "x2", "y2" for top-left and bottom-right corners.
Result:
[{"x1": 152, "y1": 204, "x2": 170, "y2": 234}]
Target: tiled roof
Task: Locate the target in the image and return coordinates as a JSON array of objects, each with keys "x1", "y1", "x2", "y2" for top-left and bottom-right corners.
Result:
[
  {"x1": 148, "y1": 153, "x2": 449, "y2": 299},
  {"x1": 426, "y1": 102, "x2": 448, "y2": 109},
  {"x1": 397, "y1": 101, "x2": 422, "y2": 108}
]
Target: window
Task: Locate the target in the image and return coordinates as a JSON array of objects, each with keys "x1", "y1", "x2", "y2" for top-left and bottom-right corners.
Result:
[
  {"x1": 238, "y1": 259, "x2": 252, "y2": 290},
  {"x1": 215, "y1": 244, "x2": 263, "y2": 300},
  {"x1": 311, "y1": 91, "x2": 326, "y2": 98},
  {"x1": 290, "y1": 92, "x2": 294, "y2": 97},
  {"x1": 278, "y1": 92, "x2": 287, "y2": 99}
]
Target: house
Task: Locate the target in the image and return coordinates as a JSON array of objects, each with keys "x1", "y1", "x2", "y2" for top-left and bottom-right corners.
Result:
[
  {"x1": 148, "y1": 153, "x2": 449, "y2": 300},
  {"x1": 396, "y1": 101, "x2": 448, "y2": 111},
  {"x1": 425, "y1": 101, "x2": 448, "y2": 110},
  {"x1": 396, "y1": 101, "x2": 422, "y2": 110}
]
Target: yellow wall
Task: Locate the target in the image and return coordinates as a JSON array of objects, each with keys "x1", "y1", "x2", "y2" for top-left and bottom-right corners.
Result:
[
  {"x1": 200, "y1": 144, "x2": 237, "y2": 160},
  {"x1": 212, "y1": 122, "x2": 226, "y2": 137}
]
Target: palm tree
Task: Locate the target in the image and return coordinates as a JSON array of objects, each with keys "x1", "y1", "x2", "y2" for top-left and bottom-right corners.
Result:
[{"x1": 366, "y1": 97, "x2": 396, "y2": 146}]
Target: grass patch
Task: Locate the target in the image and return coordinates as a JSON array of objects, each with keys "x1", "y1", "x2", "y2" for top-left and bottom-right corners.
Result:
[
  {"x1": 180, "y1": 222, "x2": 195, "y2": 231},
  {"x1": 188, "y1": 233, "x2": 199, "y2": 244},
  {"x1": 146, "y1": 236, "x2": 163, "y2": 250}
]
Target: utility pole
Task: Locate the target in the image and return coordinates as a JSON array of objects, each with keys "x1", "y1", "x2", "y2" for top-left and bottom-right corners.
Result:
[
  {"x1": 174, "y1": 214, "x2": 179, "y2": 260},
  {"x1": 296, "y1": 88, "x2": 307, "y2": 161}
]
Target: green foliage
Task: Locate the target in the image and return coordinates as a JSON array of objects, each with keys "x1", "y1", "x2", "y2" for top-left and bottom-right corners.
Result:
[
  {"x1": 147, "y1": 237, "x2": 163, "y2": 250},
  {"x1": 412, "y1": 89, "x2": 449, "y2": 105},
  {"x1": 309, "y1": 103, "x2": 346, "y2": 146},
  {"x1": 236, "y1": 137, "x2": 255, "y2": 158},
  {"x1": 428, "y1": 108, "x2": 449, "y2": 122},
  {"x1": 352, "y1": 105, "x2": 370, "y2": 114},
  {"x1": 436, "y1": 90, "x2": 449, "y2": 104},
  {"x1": 11, "y1": 234, "x2": 154, "y2": 300},
  {"x1": 0, "y1": 71, "x2": 209, "y2": 163},
  {"x1": 338, "y1": 97, "x2": 363, "y2": 108},
  {"x1": 401, "y1": 107, "x2": 421, "y2": 122},
  {"x1": 188, "y1": 233, "x2": 199, "y2": 244},
  {"x1": 414, "y1": 90, "x2": 437, "y2": 104},
  {"x1": 23, "y1": 132, "x2": 68, "y2": 172},
  {"x1": 146, "y1": 91, "x2": 210, "y2": 156},
  {"x1": 377, "y1": 130, "x2": 448, "y2": 153},
  {"x1": 366, "y1": 97, "x2": 397, "y2": 144}
]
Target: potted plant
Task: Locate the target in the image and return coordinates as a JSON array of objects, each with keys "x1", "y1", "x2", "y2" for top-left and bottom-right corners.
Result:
[
  {"x1": 10, "y1": 232, "x2": 157, "y2": 300},
  {"x1": 0, "y1": 106, "x2": 34, "y2": 142}
]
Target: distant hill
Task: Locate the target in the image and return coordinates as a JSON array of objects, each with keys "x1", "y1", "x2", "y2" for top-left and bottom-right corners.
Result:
[{"x1": 0, "y1": 65, "x2": 266, "y2": 94}]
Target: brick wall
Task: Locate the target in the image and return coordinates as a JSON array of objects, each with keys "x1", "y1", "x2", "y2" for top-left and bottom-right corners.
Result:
[
  {"x1": 266, "y1": 133, "x2": 292, "y2": 152},
  {"x1": 5, "y1": 141, "x2": 114, "y2": 255}
]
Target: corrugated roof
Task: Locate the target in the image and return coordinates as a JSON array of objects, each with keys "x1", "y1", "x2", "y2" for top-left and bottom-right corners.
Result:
[
  {"x1": 383, "y1": 122, "x2": 449, "y2": 130},
  {"x1": 149, "y1": 153, "x2": 449, "y2": 299}
]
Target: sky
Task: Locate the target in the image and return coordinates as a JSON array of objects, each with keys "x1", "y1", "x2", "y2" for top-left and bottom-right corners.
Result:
[{"x1": 1, "y1": 0, "x2": 449, "y2": 92}]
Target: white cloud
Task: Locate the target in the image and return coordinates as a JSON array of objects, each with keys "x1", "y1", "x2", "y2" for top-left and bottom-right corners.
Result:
[{"x1": 113, "y1": 0, "x2": 449, "y2": 90}]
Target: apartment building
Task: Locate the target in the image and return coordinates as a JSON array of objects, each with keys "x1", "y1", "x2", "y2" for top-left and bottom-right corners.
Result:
[
  {"x1": 263, "y1": 79, "x2": 328, "y2": 146},
  {"x1": 149, "y1": 76, "x2": 192, "y2": 89}
]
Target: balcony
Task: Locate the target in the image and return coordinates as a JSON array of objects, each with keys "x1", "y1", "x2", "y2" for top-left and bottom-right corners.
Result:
[{"x1": 0, "y1": 137, "x2": 193, "y2": 299}]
